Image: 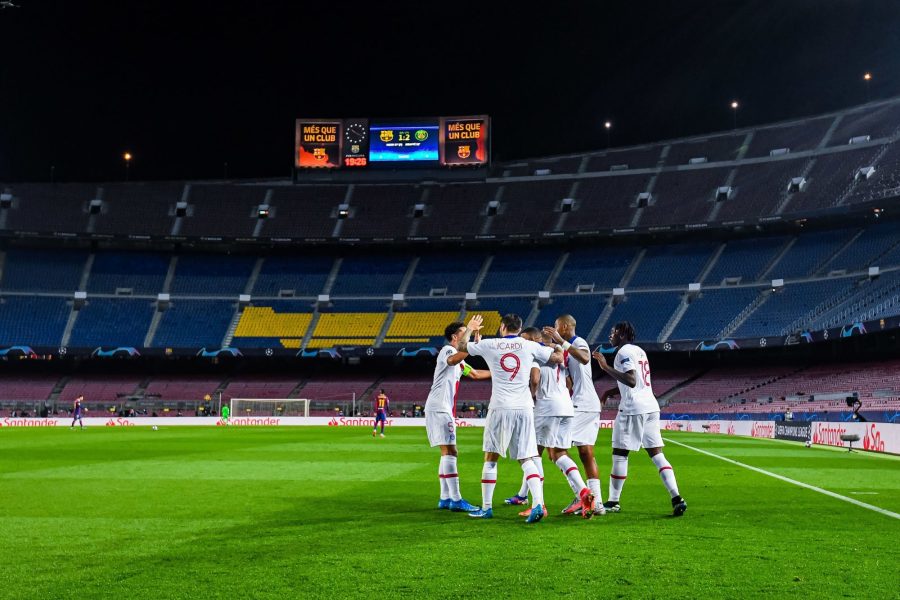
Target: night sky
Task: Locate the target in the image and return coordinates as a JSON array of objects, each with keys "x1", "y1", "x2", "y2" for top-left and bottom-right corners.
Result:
[{"x1": 0, "y1": 0, "x2": 898, "y2": 182}]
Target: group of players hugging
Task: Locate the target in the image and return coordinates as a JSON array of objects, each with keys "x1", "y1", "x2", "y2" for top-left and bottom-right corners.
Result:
[{"x1": 421, "y1": 313, "x2": 687, "y2": 524}]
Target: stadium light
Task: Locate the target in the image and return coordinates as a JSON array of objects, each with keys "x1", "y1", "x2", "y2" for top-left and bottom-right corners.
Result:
[
  {"x1": 123, "y1": 152, "x2": 133, "y2": 182},
  {"x1": 730, "y1": 101, "x2": 739, "y2": 129},
  {"x1": 604, "y1": 120, "x2": 612, "y2": 148},
  {"x1": 863, "y1": 72, "x2": 873, "y2": 102}
]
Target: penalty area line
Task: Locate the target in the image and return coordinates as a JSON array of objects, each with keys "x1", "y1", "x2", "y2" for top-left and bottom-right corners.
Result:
[{"x1": 663, "y1": 437, "x2": 900, "y2": 520}]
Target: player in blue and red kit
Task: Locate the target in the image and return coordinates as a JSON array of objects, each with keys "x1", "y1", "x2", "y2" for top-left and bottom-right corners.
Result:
[
  {"x1": 372, "y1": 389, "x2": 389, "y2": 438},
  {"x1": 71, "y1": 395, "x2": 85, "y2": 430}
]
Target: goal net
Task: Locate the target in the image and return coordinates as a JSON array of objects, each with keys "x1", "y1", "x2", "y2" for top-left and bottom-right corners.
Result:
[{"x1": 230, "y1": 398, "x2": 310, "y2": 418}]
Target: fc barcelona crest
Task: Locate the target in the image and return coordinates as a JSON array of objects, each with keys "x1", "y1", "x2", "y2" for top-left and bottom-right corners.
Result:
[
  {"x1": 457, "y1": 145, "x2": 471, "y2": 159},
  {"x1": 351, "y1": 144, "x2": 360, "y2": 154},
  {"x1": 313, "y1": 147, "x2": 326, "y2": 161},
  {"x1": 380, "y1": 130, "x2": 394, "y2": 142}
]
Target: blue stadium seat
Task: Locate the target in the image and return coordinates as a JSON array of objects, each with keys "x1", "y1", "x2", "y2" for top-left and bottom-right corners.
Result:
[
  {"x1": 68, "y1": 299, "x2": 155, "y2": 347},
  {"x1": 170, "y1": 254, "x2": 256, "y2": 295},
  {"x1": 3, "y1": 249, "x2": 87, "y2": 292},
  {"x1": 253, "y1": 256, "x2": 334, "y2": 297},
  {"x1": 87, "y1": 252, "x2": 169, "y2": 294},
  {"x1": 152, "y1": 300, "x2": 235, "y2": 348},
  {"x1": 0, "y1": 296, "x2": 70, "y2": 346}
]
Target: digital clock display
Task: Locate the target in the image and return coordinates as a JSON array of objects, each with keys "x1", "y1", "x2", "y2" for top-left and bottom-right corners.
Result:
[{"x1": 294, "y1": 116, "x2": 489, "y2": 170}]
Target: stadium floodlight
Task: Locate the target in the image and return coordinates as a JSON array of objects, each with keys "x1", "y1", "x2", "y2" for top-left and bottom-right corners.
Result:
[
  {"x1": 604, "y1": 120, "x2": 612, "y2": 148},
  {"x1": 123, "y1": 152, "x2": 133, "y2": 181},
  {"x1": 730, "y1": 101, "x2": 739, "y2": 129},
  {"x1": 230, "y1": 398, "x2": 310, "y2": 418}
]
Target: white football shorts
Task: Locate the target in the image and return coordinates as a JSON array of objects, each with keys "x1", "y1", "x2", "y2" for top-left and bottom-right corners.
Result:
[
  {"x1": 535, "y1": 415, "x2": 573, "y2": 449},
  {"x1": 483, "y1": 408, "x2": 538, "y2": 460},
  {"x1": 425, "y1": 411, "x2": 457, "y2": 447},
  {"x1": 611, "y1": 411, "x2": 664, "y2": 451},
  {"x1": 570, "y1": 411, "x2": 601, "y2": 447}
]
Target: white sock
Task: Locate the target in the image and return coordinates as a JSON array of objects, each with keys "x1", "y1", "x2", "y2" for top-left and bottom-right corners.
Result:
[
  {"x1": 522, "y1": 460, "x2": 544, "y2": 507},
  {"x1": 444, "y1": 455, "x2": 462, "y2": 501},
  {"x1": 533, "y1": 456, "x2": 545, "y2": 481},
  {"x1": 587, "y1": 478, "x2": 603, "y2": 508},
  {"x1": 609, "y1": 455, "x2": 628, "y2": 502},
  {"x1": 517, "y1": 472, "x2": 529, "y2": 498},
  {"x1": 652, "y1": 453, "x2": 680, "y2": 499},
  {"x1": 481, "y1": 462, "x2": 498, "y2": 510},
  {"x1": 555, "y1": 455, "x2": 586, "y2": 495},
  {"x1": 439, "y1": 457, "x2": 450, "y2": 500}
]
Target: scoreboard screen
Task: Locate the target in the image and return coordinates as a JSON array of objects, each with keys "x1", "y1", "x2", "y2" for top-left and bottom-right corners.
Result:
[{"x1": 295, "y1": 115, "x2": 489, "y2": 170}]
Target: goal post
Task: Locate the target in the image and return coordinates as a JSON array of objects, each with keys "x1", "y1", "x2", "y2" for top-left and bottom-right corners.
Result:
[{"x1": 230, "y1": 398, "x2": 310, "y2": 418}]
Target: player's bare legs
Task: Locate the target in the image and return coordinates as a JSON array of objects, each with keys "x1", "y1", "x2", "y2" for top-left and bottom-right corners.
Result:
[
  {"x1": 477, "y1": 451, "x2": 546, "y2": 521},
  {"x1": 606, "y1": 446, "x2": 686, "y2": 515},
  {"x1": 645, "y1": 446, "x2": 686, "y2": 515},
  {"x1": 547, "y1": 447, "x2": 595, "y2": 518},
  {"x1": 508, "y1": 445, "x2": 544, "y2": 506}
]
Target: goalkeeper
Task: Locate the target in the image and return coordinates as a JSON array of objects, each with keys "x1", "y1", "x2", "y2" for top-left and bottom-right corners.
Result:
[{"x1": 221, "y1": 404, "x2": 230, "y2": 425}]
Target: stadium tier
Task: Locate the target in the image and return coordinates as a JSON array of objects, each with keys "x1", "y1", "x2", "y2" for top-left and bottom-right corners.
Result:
[
  {"x1": 2, "y1": 359, "x2": 897, "y2": 421},
  {"x1": 3, "y1": 98, "x2": 900, "y2": 242},
  {"x1": 0, "y1": 219, "x2": 899, "y2": 349}
]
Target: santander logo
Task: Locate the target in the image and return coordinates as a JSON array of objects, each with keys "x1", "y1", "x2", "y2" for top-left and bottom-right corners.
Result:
[
  {"x1": 812, "y1": 423, "x2": 847, "y2": 446},
  {"x1": 751, "y1": 422, "x2": 774, "y2": 438},
  {"x1": 862, "y1": 423, "x2": 885, "y2": 452},
  {"x1": 105, "y1": 418, "x2": 136, "y2": 427}
]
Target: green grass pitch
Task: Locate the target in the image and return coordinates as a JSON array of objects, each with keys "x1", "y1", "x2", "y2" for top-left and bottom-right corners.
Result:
[{"x1": 1, "y1": 426, "x2": 898, "y2": 599}]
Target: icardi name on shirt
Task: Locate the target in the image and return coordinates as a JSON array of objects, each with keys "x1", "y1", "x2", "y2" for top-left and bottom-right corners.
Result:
[{"x1": 495, "y1": 341, "x2": 523, "y2": 350}]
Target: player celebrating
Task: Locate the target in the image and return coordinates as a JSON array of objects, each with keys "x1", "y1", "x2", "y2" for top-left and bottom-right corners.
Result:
[
  {"x1": 426, "y1": 320, "x2": 491, "y2": 512},
  {"x1": 543, "y1": 315, "x2": 605, "y2": 516},
  {"x1": 593, "y1": 321, "x2": 687, "y2": 516},
  {"x1": 506, "y1": 328, "x2": 595, "y2": 519},
  {"x1": 372, "y1": 389, "x2": 389, "y2": 437},
  {"x1": 71, "y1": 395, "x2": 85, "y2": 430},
  {"x1": 459, "y1": 314, "x2": 563, "y2": 523}
]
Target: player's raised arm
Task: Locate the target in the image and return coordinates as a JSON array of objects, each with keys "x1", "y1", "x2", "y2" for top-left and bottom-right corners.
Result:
[
  {"x1": 543, "y1": 326, "x2": 589, "y2": 364},
  {"x1": 456, "y1": 315, "x2": 483, "y2": 353},
  {"x1": 546, "y1": 346, "x2": 565, "y2": 365},
  {"x1": 593, "y1": 349, "x2": 636, "y2": 388}
]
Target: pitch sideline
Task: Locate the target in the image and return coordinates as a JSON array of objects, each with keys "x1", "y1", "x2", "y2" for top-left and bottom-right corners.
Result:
[{"x1": 663, "y1": 437, "x2": 900, "y2": 520}]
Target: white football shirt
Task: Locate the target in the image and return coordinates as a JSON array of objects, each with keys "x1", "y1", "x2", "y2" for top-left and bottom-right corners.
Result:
[
  {"x1": 613, "y1": 343, "x2": 659, "y2": 415},
  {"x1": 534, "y1": 352, "x2": 574, "y2": 417},
  {"x1": 568, "y1": 336, "x2": 601, "y2": 413},
  {"x1": 424, "y1": 345, "x2": 467, "y2": 415},
  {"x1": 465, "y1": 335, "x2": 553, "y2": 410}
]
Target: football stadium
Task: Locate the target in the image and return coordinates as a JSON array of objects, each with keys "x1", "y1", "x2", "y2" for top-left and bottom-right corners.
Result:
[{"x1": 1, "y1": 2, "x2": 899, "y2": 599}]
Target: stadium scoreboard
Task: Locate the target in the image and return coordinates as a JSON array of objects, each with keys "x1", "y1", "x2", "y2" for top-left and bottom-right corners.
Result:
[{"x1": 295, "y1": 116, "x2": 490, "y2": 170}]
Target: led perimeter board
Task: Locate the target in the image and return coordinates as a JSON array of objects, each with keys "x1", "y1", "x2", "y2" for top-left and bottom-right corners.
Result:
[{"x1": 294, "y1": 116, "x2": 489, "y2": 170}]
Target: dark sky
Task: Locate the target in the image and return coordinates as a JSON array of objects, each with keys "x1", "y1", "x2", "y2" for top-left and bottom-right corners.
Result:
[{"x1": 1, "y1": 0, "x2": 898, "y2": 182}]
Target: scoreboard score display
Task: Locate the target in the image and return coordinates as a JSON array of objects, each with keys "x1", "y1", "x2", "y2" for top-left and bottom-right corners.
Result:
[{"x1": 295, "y1": 116, "x2": 489, "y2": 169}]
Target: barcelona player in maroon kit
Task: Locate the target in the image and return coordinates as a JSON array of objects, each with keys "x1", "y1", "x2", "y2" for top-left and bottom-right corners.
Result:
[{"x1": 373, "y1": 389, "x2": 389, "y2": 437}]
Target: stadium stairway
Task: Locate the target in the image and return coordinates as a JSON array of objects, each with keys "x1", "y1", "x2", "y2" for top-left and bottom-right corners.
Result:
[
  {"x1": 47, "y1": 376, "x2": 70, "y2": 405},
  {"x1": 374, "y1": 257, "x2": 420, "y2": 347},
  {"x1": 719, "y1": 291, "x2": 768, "y2": 338},
  {"x1": 587, "y1": 248, "x2": 646, "y2": 343},
  {"x1": 657, "y1": 369, "x2": 709, "y2": 405},
  {"x1": 725, "y1": 364, "x2": 811, "y2": 402},
  {"x1": 659, "y1": 243, "x2": 727, "y2": 341}
]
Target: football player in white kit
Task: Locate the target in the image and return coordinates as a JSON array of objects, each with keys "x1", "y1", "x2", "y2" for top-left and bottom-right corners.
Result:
[
  {"x1": 543, "y1": 315, "x2": 605, "y2": 516},
  {"x1": 505, "y1": 328, "x2": 596, "y2": 519},
  {"x1": 458, "y1": 314, "x2": 563, "y2": 523},
  {"x1": 593, "y1": 321, "x2": 687, "y2": 516},
  {"x1": 426, "y1": 320, "x2": 491, "y2": 513}
]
